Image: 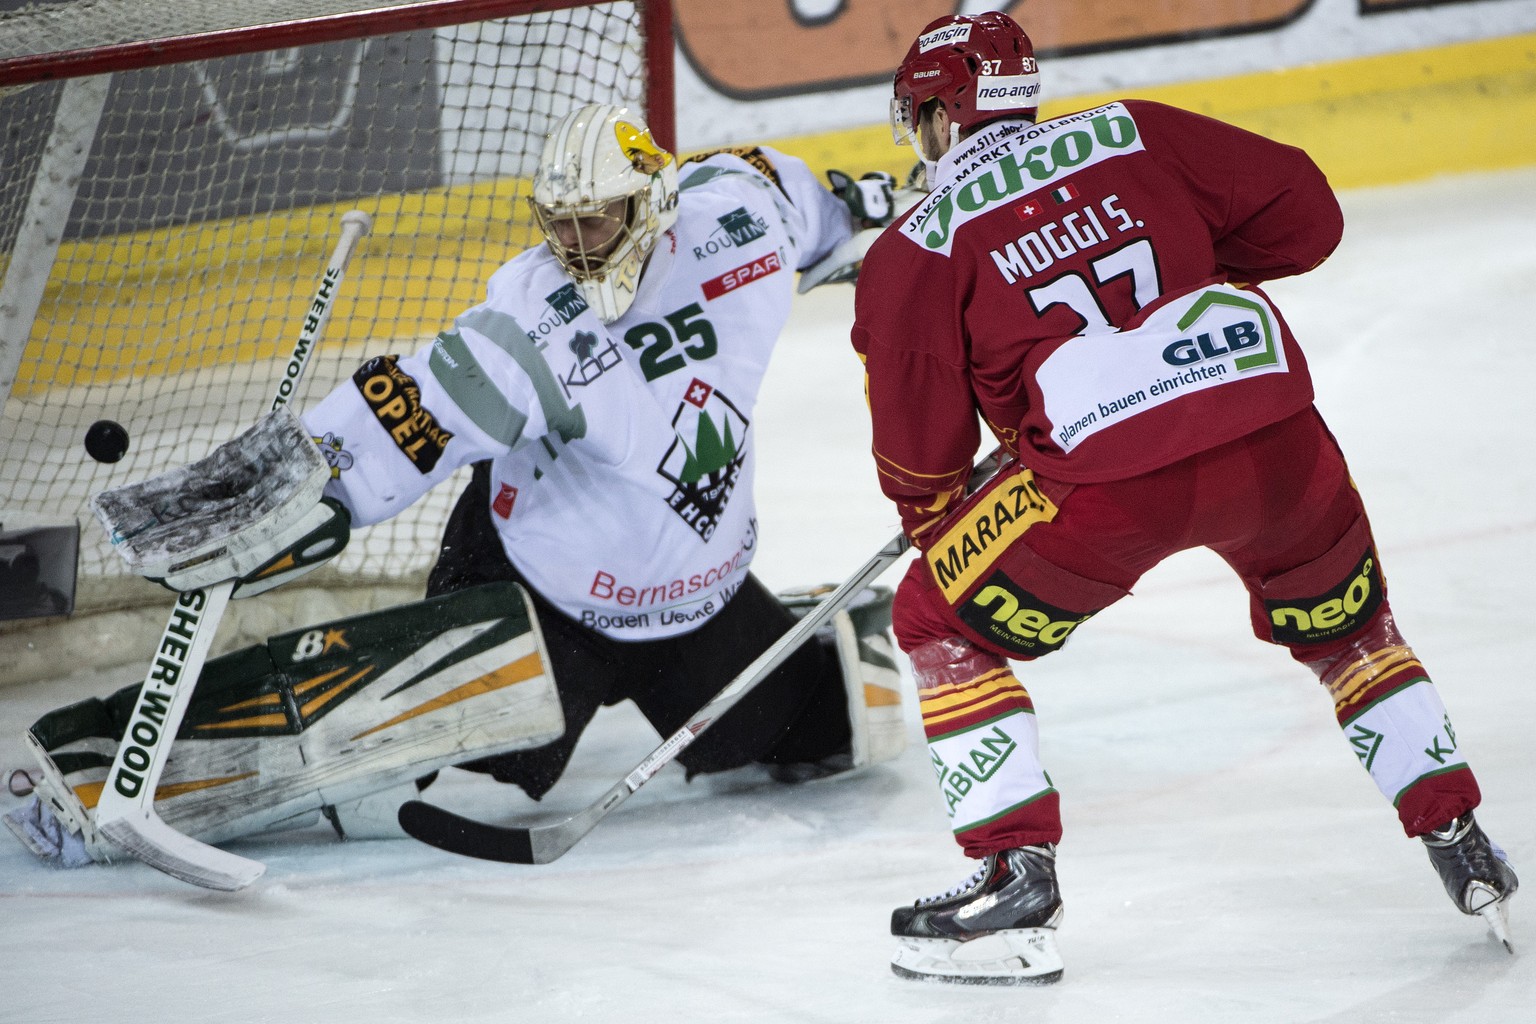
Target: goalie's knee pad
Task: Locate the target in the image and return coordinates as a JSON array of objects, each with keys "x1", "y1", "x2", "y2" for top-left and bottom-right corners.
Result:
[
  {"x1": 781, "y1": 585, "x2": 907, "y2": 770},
  {"x1": 19, "y1": 582, "x2": 564, "y2": 860}
]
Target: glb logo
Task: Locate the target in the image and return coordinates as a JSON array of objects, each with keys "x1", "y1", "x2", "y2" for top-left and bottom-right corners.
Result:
[
  {"x1": 1266, "y1": 549, "x2": 1382, "y2": 644},
  {"x1": 1163, "y1": 321, "x2": 1265, "y2": 366},
  {"x1": 957, "y1": 573, "x2": 1092, "y2": 656}
]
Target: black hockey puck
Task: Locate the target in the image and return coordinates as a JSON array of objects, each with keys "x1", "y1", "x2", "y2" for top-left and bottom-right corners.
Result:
[{"x1": 84, "y1": 419, "x2": 130, "y2": 463}]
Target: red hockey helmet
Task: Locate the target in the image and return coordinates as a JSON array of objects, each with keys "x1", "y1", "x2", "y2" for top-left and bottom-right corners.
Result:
[{"x1": 891, "y1": 11, "x2": 1039, "y2": 150}]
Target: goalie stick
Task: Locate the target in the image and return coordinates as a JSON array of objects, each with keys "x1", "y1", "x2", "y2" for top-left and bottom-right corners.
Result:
[
  {"x1": 91, "y1": 210, "x2": 372, "y2": 891},
  {"x1": 398, "y1": 449, "x2": 1004, "y2": 865}
]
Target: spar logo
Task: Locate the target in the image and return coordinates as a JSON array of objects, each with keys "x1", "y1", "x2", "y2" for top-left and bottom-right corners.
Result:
[{"x1": 703, "y1": 251, "x2": 782, "y2": 300}]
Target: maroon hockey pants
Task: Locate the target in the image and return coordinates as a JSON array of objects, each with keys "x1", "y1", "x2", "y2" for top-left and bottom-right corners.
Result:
[{"x1": 894, "y1": 408, "x2": 1480, "y2": 855}]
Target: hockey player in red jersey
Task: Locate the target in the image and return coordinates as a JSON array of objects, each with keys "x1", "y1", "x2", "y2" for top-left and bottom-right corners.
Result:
[{"x1": 852, "y1": 10, "x2": 1518, "y2": 984}]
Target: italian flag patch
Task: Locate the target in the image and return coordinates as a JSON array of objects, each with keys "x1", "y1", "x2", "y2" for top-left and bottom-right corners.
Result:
[{"x1": 1050, "y1": 183, "x2": 1079, "y2": 204}]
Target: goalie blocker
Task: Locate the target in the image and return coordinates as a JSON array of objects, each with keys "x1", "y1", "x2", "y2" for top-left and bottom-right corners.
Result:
[{"x1": 11, "y1": 582, "x2": 564, "y2": 862}]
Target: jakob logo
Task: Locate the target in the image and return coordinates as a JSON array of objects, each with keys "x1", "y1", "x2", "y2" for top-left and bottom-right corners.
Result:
[
  {"x1": 352, "y1": 355, "x2": 453, "y2": 474},
  {"x1": 658, "y1": 378, "x2": 749, "y2": 540}
]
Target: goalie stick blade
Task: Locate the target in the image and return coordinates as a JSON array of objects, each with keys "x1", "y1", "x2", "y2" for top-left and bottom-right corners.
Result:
[
  {"x1": 397, "y1": 800, "x2": 536, "y2": 864},
  {"x1": 98, "y1": 814, "x2": 264, "y2": 891}
]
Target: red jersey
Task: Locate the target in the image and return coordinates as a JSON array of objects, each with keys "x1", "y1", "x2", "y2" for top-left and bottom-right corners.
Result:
[{"x1": 852, "y1": 100, "x2": 1343, "y2": 545}]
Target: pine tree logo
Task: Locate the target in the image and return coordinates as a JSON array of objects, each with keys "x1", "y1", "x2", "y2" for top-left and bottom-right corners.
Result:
[{"x1": 658, "y1": 378, "x2": 749, "y2": 540}]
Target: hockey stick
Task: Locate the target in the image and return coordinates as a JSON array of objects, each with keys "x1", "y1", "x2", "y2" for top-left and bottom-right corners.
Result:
[
  {"x1": 92, "y1": 210, "x2": 372, "y2": 891},
  {"x1": 399, "y1": 449, "x2": 1004, "y2": 865}
]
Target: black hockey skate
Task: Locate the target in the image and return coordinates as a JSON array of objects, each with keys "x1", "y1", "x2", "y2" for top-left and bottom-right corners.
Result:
[
  {"x1": 890, "y1": 844, "x2": 1064, "y2": 984},
  {"x1": 1422, "y1": 811, "x2": 1518, "y2": 953}
]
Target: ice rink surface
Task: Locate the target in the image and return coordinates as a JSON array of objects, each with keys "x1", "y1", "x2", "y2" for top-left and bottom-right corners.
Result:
[{"x1": 3, "y1": 166, "x2": 1534, "y2": 1024}]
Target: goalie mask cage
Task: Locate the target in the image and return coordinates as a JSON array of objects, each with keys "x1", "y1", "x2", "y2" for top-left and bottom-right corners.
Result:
[{"x1": 0, "y1": 0, "x2": 675, "y2": 622}]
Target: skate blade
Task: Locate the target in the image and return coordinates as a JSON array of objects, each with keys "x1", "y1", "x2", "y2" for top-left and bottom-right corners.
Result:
[
  {"x1": 1475, "y1": 899, "x2": 1515, "y2": 955},
  {"x1": 890, "y1": 927, "x2": 1064, "y2": 985}
]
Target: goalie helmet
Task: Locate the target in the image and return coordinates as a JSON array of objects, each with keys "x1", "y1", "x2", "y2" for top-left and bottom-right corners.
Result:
[
  {"x1": 531, "y1": 103, "x2": 679, "y2": 324},
  {"x1": 891, "y1": 11, "x2": 1040, "y2": 158}
]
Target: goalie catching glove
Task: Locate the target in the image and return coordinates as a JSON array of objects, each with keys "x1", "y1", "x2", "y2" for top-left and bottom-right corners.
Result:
[
  {"x1": 88, "y1": 406, "x2": 349, "y2": 596},
  {"x1": 828, "y1": 169, "x2": 899, "y2": 229},
  {"x1": 799, "y1": 170, "x2": 926, "y2": 293}
]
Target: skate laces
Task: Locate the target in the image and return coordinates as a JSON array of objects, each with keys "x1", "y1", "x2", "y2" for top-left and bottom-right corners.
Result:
[{"x1": 916, "y1": 858, "x2": 992, "y2": 906}]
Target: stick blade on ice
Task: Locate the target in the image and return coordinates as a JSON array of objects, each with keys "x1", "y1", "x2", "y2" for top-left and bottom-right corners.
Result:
[{"x1": 98, "y1": 814, "x2": 264, "y2": 891}]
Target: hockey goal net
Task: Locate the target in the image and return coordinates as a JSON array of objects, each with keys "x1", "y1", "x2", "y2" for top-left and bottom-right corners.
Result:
[{"x1": 0, "y1": 1, "x2": 675, "y2": 640}]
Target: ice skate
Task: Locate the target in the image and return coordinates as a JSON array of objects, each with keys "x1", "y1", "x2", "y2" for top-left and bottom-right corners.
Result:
[
  {"x1": 1422, "y1": 811, "x2": 1518, "y2": 953},
  {"x1": 890, "y1": 844, "x2": 1064, "y2": 984}
]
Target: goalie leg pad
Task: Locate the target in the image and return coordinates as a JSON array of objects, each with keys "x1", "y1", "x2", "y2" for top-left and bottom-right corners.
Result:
[
  {"x1": 15, "y1": 582, "x2": 564, "y2": 859},
  {"x1": 782, "y1": 584, "x2": 907, "y2": 770}
]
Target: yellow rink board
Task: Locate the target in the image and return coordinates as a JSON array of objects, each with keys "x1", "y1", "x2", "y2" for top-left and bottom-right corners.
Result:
[
  {"x1": 782, "y1": 31, "x2": 1536, "y2": 190},
  {"x1": 15, "y1": 31, "x2": 1536, "y2": 393}
]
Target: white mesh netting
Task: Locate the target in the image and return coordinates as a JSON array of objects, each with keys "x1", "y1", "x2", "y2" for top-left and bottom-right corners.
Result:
[{"x1": 0, "y1": 0, "x2": 657, "y2": 616}]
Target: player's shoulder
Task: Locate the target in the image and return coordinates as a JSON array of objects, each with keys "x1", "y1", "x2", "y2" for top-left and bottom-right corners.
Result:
[
  {"x1": 1108, "y1": 97, "x2": 1241, "y2": 140},
  {"x1": 679, "y1": 145, "x2": 786, "y2": 193},
  {"x1": 482, "y1": 246, "x2": 572, "y2": 312}
]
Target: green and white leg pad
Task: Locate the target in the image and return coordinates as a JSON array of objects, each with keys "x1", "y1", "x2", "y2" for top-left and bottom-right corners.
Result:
[
  {"x1": 783, "y1": 584, "x2": 906, "y2": 770},
  {"x1": 15, "y1": 582, "x2": 563, "y2": 863}
]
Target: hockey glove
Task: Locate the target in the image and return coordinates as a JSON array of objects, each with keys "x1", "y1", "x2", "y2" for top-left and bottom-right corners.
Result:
[{"x1": 828, "y1": 169, "x2": 898, "y2": 229}]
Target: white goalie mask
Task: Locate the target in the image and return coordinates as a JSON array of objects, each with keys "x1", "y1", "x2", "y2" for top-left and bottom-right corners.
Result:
[{"x1": 531, "y1": 104, "x2": 679, "y2": 324}]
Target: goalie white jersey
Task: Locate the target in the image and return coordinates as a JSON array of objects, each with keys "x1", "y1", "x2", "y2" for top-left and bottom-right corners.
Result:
[{"x1": 303, "y1": 148, "x2": 853, "y2": 640}]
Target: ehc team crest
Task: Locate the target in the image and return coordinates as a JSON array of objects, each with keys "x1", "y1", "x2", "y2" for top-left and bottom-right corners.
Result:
[{"x1": 658, "y1": 378, "x2": 748, "y2": 540}]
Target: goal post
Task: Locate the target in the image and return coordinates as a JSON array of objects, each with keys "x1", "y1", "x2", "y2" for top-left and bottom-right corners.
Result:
[{"x1": 0, "y1": 0, "x2": 675, "y2": 657}]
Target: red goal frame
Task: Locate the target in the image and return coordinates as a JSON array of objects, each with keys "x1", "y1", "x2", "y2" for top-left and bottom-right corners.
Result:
[{"x1": 0, "y1": 0, "x2": 675, "y2": 148}]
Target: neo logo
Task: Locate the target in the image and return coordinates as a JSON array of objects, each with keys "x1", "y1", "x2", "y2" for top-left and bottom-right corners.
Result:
[
  {"x1": 971, "y1": 585, "x2": 1086, "y2": 648},
  {"x1": 1267, "y1": 553, "x2": 1381, "y2": 644}
]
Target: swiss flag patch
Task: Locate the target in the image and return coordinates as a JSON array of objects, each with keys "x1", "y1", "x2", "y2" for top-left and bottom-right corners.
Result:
[
  {"x1": 1014, "y1": 197, "x2": 1047, "y2": 222},
  {"x1": 702, "y1": 251, "x2": 782, "y2": 300}
]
